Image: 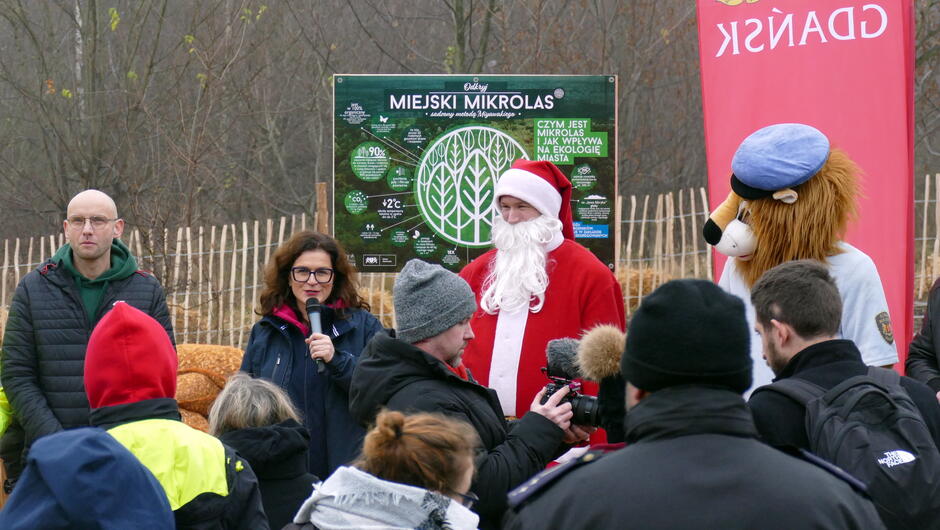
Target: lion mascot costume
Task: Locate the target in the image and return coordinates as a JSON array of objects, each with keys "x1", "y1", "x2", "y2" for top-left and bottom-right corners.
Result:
[{"x1": 703, "y1": 123, "x2": 897, "y2": 391}]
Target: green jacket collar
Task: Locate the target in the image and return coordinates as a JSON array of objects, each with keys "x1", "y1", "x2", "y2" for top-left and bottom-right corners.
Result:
[{"x1": 53, "y1": 239, "x2": 138, "y2": 283}]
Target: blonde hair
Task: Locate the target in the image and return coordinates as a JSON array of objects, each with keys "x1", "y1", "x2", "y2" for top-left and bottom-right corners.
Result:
[
  {"x1": 208, "y1": 373, "x2": 301, "y2": 436},
  {"x1": 736, "y1": 148, "x2": 860, "y2": 286},
  {"x1": 355, "y1": 410, "x2": 479, "y2": 494}
]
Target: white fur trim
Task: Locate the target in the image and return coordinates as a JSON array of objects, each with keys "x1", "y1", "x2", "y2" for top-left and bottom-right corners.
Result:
[
  {"x1": 495, "y1": 168, "x2": 562, "y2": 218},
  {"x1": 489, "y1": 307, "x2": 529, "y2": 416},
  {"x1": 546, "y1": 230, "x2": 563, "y2": 252}
]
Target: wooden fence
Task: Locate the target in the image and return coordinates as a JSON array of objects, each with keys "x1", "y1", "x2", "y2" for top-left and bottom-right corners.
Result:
[
  {"x1": 2, "y1": 181, "x2": 936, "y2": 348},
  {"x1": 618, "y1": 187, "x2": 712, "y2": 316}
]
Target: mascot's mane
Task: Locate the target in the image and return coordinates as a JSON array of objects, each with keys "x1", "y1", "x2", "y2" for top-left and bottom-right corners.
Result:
[{"x1": 736, "y1": 148, "x2": 859, "y2": 286}]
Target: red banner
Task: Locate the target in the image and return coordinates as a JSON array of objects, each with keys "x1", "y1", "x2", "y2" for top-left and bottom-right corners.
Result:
[{"x1": 697, "y1": 1, "x2": 915, "y2": 366}]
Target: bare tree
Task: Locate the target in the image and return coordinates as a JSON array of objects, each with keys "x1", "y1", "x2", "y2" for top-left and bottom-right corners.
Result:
[{"x1": 0, "y1": 0, "x2": 934, "y2": 243}]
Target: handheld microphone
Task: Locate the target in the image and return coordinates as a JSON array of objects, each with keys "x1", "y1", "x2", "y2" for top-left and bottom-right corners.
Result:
[{"x1": 305, "y1": 297, "x2": 325, "y2": 374}]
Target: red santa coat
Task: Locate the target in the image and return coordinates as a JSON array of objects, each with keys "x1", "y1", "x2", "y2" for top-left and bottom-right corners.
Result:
[{"x1": 459, "y1": 239, "x2": 626, "y2": 422}]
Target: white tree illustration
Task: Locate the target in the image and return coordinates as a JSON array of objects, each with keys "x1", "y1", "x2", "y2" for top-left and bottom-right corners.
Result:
[{"x1": 416, "y1": 126, "x2": 527, "y2": 247}]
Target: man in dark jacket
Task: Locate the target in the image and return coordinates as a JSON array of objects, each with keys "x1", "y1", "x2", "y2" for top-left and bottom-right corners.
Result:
[
  {"x1": 85, "y1": 301, "x2": 268, "y2": 529},
  {"x1": 506, "y1": 279, "x2": 885, "y2": 530},
  {"x1": 349, "y1": 259, "x2": 583, "y2": 529},
  {"x1": 748, "y1": 260, "x2": 940, "y2": 450},
  {"x1": 1, "y1": 189, "x2": 174, "y2": 491},
  {"x1": 907, "y1": 276, "x2": 940, "y2": 399}
]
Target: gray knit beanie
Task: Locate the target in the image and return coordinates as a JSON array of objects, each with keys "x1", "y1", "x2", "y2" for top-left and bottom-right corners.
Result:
[{"x1": 394, "y1": 259, "x2": 477, "y2": 344}]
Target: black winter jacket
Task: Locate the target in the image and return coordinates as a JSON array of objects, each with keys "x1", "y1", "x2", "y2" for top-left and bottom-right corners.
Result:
[
  {"x1": 349, "y1": 332, "x2": 565, "y2": 529},
  {"x1": 908, "y1": 277, "x2": 940, "y2": 391},
  {"x1": 506, "y1": 386, "x2": 885, "y2": 530},
  {"x1": 749, "y1": 339, "x2": 940, "y2": 450},
  {"x1": 1, "y1": 258, "x2": 174, "y2": 445},
  {"x1": 219, "y1": 420, "x2": 319, "y2": 530}
]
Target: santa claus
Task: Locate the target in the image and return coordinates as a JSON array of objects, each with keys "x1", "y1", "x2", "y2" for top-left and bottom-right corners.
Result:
[{"x1": 460, "y1": 159, "x2": 626, "y2": 428}]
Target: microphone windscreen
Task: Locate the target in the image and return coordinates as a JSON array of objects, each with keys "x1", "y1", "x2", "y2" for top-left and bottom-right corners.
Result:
[
  {"x1": 577, "y1": 324, "x2": 626, "y2": 381},
  {"x1": 545, "y1": 338, "x2": 581, "y2": 379}
]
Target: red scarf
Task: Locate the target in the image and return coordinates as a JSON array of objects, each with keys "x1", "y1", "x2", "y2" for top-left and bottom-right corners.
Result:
[
  {"x1": 445, "y1": 362, "x2": 470, "y2": 381},
  {"x1": 272, "y1": 304, "x2": 310, "y2": 336}
]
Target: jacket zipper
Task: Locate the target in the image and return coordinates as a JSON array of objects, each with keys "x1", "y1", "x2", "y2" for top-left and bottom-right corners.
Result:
[{"x1": 271, "y1": 354, "x2": 282, "y2": 382}]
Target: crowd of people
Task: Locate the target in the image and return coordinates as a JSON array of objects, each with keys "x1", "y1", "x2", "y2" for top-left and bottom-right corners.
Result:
[{"x1": 2, "y1": 130, "x2": 940, "y2": 529}]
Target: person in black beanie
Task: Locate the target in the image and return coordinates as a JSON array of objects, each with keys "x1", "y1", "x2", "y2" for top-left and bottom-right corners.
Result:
[{"x1": 505, "y1": 279, "x2": 885, "y2": 530}]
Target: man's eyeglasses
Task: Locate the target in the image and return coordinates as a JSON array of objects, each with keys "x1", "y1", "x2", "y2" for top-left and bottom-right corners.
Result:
[
  {"x1": 450, "y1": 490, "x2": 479, "y2": 509},
  {"x1": 67, "y1": 216, "x2": 118, "y2": 230},
  {"x1": 291, "y1": 267, "x2": 334, "y2": 284}
]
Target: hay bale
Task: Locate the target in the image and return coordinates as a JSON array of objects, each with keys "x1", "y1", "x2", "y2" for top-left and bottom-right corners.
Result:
[
  {"x1": 180, "y1": 408, "x2": 210, "y2": 433},
  {"x1": 360, "y1": 286, "x2": 395, "y2": 329},
  {"x1": 177, "y1": 344, "x2": 243, "y2": 376},
  {"x1": 617, "y1": 267, "x2": 672, "y2": 301},
  {"x1": 175, "y1": 344, "x2": 243, "y2": 420},
  {"x1": 177, "y1": 370, "x2": 224, "y2": 416}
]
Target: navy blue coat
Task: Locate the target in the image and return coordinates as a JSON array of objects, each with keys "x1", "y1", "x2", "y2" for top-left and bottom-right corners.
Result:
[
  {"x1": 241, "y1": 307, "x2": 383, "y2": 478},
  {"x1": 0, "y1": 427, "x2": 174, "y2": 529}
]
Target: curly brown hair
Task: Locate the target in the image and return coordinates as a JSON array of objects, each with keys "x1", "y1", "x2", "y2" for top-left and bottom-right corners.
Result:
[{"x1": 257, "y1": 230, "x2": 370, "y2": 317}]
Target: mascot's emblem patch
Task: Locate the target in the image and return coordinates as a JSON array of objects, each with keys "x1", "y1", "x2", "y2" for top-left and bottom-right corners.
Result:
[{"x1": 875, "y1": 312, "x2": 894, "y2": 344}]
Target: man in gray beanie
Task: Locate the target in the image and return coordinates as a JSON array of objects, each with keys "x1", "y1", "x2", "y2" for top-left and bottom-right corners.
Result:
[
  {"x1": 349, "y1": 259, "x2": 576, "y2": 529},
  {"x1": 505, "y1": 279, "x2": 885, "y2": 530}
]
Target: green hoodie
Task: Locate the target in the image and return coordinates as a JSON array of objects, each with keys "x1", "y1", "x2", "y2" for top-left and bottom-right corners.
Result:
[{"x1": 53, "y1": 239, "x2": 139, "y2": 325}]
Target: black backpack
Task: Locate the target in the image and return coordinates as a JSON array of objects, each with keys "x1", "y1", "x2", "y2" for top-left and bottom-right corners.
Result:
[{"x1": 755, "y1": 367, "x2": 940, "y2": 529}]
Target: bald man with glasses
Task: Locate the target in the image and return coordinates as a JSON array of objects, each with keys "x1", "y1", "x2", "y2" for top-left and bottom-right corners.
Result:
[{"x1": 1, "y1": 189, "x2": 174, "y2": 493}]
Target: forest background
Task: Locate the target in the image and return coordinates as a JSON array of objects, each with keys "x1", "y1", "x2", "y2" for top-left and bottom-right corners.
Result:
[{"x1": 0, "y1": 1, "x2": 938, "y2": 242}]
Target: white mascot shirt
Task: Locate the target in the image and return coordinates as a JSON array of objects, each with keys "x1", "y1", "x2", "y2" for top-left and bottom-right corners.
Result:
[{"x1": 719, "y1": 242, "x2": 899, "y2": 395}]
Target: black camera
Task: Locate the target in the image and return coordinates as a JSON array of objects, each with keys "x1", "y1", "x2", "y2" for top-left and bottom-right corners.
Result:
[{"x1": 539, "y1": 366, "x2": 601, "y2": 427}]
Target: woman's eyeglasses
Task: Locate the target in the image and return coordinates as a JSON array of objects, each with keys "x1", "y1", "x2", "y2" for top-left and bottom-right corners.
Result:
[
  {"x1": 450, "y1": 490, "x2": 479, "y2": 509},
  {"x1": 290, "y1": 267, "x2": 334, "y2": 284}
]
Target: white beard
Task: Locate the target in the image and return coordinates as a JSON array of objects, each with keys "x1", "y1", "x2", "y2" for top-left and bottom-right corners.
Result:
[{"x1": 480, "y1": 215, "x2": 562, "y2": 315}]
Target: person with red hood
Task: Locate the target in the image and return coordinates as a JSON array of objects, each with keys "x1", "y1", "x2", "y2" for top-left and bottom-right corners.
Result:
[
  {"x1": 459, "y1": 160, "x2": 625, "y2": 436},
  {"x1": 85, "y1": 301, "x2": 268, "y2": 529}
]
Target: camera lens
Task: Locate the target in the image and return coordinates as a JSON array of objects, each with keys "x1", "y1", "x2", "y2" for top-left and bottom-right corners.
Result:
[{"x1": 571, "y1": 395, "x2": 601, "y2": 427}]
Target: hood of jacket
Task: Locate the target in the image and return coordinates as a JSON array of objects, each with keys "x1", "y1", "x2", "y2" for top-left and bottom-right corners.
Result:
[
  {"x1": 84, "y1": 301, "x2": 178, "y2": 410},
  {"x1": 349, "y1": 332, "x2": 465, "y2": 425},
  {"x1": 293, "y1": 466, "x2": 479, "y2": 530},
  {"x1": 0, "y1": 427, "x2": 174, "y2": 529},
  {"x1": 625, "y1": 385, "x2": 758, "y2": 444},
  {"x1": 219, "y1": 419, "x2": 312, "y2": 480},
  {"x1": 53, "y1": 238, "x2": 138, "y2": 283}
]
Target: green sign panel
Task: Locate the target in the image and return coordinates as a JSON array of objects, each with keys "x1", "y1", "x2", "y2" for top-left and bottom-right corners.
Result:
[{"x1": 334, "y1": 75, "x2": 617, "y2": 272}]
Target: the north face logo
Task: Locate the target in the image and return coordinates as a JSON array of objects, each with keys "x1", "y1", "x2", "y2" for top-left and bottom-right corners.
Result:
[{"x1": 877, "y1": 450, "x2": 916, "y2": 468}]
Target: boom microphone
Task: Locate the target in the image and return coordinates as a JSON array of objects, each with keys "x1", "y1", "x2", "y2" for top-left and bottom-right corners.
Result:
[
  {"x1": 305, "y1": 297, "x2": 326, "y2": 374},
  {"x1": 576, "y1": 324, "x2": 626, "y2": 382},
  {"x1": 545, "y1": 337, "x2": 582, "y2": 380},
  {"x1": 577, "y1": 324, "x2": 628, "y2": 443}
]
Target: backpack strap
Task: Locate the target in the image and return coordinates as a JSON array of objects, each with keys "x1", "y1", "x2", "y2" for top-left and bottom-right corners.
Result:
[
  {"x1": 753, "y1": 377, "x2": 827, "y2": 406},
  {"x1": 866, "y1": 366, "x2": 901, "y2": 388}
]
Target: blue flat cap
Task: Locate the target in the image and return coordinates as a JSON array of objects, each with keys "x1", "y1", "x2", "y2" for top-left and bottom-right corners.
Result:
[{"x1": 730, "y1": 123, "x2": 830, "y2": 199}]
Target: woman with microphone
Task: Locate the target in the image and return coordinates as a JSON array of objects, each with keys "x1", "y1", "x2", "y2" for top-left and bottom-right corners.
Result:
[{"x1": 241, "y1": 230, "x2": 384, "y2": 478}]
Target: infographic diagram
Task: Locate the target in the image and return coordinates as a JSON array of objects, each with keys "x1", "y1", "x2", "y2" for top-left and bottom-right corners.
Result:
[{"x1": 334, "y1": 75, "x2": 617, "y2": 272}]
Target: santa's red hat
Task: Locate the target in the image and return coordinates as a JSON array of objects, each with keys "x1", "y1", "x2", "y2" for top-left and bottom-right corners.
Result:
[{"x1": 494, "y1": 159, "x2": 574, "y2": 239}]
